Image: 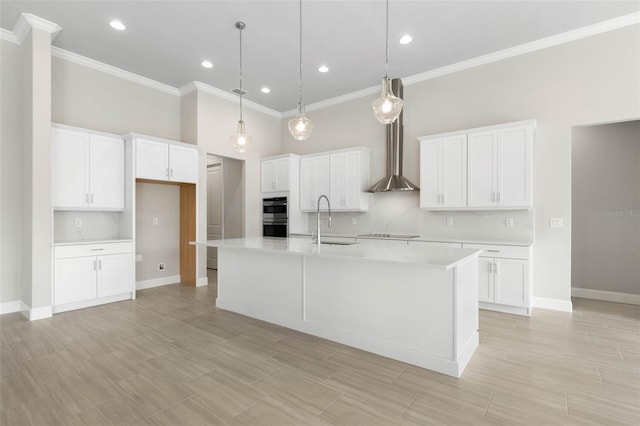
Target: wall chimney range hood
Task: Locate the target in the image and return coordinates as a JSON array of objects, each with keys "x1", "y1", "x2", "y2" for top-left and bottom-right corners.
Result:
[{"x1": 367, "y1": 78, "x2": 419, "y2": 192}]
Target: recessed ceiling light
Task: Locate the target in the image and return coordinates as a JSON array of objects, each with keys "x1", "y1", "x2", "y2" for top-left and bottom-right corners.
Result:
[
  {"x1": 399, "y1": 35, "x2": 413, "y2": 45},
  {"x1": 201, "y1": 60, "x2": 213, "y2": 69},
  {"x1": 318, "y1": 65, "x2": 329, "y2": 73},
  {"x1": 261, "y1": 87, "x2": 271, "y2": 94},
  {"x1": 109, "y1": 20, "x2": 126, "y2": 31}
]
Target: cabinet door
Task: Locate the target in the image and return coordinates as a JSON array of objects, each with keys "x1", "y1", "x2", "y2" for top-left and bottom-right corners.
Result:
[
  {"x1": 89, "y1": 135, "x2": 124, "y2": 210},
  {"x1": 299, "y1": 158, "x2": 315, "y2": 211},
  {"x1": 274, "y1": 158, "x2": 290, "y2": 192},
  {"x1": 344, "y1": 150, "x2": 363, "y2": 210},
  {"x1": 330, "y1": 153, "x2": 347, "y2": 208},
  {"x1": 97, "y1": 253, "x2": 134, "y2": 298},
  {"x1": 441, "y1": 135, "x2": 467, "y2": 208},
  {"x1": 468, "y1": 131, "x2": 498, "y2": 207},
  {"x1": 261, "y1": 160, "x2": 276, "y2": 193},
  {"x1": 54, "y1": 257, "x2": 97, "y2": 305},
  {"x1": 314, "y1": 156, "x2": 331, "y2": 211},
  {"x1": 477, "y1": 258, "x2": 494, "y2": 303},
  {"x1": 497, "y1": 126, "x2": 532, "y2": 207},
  {"x1": 419, "y1": 139, "x2": 442, "y2": 208},
  {"x1": 52, "y1": 127, "x2": 89, "y2": 209},
  {"x1": 169, "y1": 144, "x2": 198, "y2": 183},
  {"x1": 136, "y1": 139, "x2": 169, "y2": 181},
  {"x1": 494, "y1": 258, "x2": 528, "y2": 307}
]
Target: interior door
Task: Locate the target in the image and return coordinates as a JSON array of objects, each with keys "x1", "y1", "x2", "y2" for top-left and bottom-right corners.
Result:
[{"x1": 207, "y1": 163, "x2": 223, "y2": 269}]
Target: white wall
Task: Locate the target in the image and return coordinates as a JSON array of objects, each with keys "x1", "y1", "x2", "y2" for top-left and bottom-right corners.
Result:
[
  {"x1": 190, "y1": 89, "x2": 282, "y2": 281},
  {"x1": 0, "y1": 39, "x2": 22, "y2": 305},
  {"x1": 572, "y1": 120, "x2": 640, "y2": 295},
  {"x1": 135, "y1": 183, "x2": 180, "y2": 282},
  {"x1": 281, "y1": 25, "x2": 640, "y2": 307}
]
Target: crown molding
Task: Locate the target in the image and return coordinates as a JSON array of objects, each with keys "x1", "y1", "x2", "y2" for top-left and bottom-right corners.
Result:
[
  {"x1": 180, "y1": 81, "x2": 282, "y2": 118},
  {"x1": 52, "y1": 47, "x2": 180, "y2": 96},
  {"x1": 13, "y1": 13, "x2": 61, "y2": 43},
  {"x1": 0, "y1": 28, "x2": 19, "y2": 44},
  {"x1": 287, "y1": 12, "x2": 640, "y2": 116}
]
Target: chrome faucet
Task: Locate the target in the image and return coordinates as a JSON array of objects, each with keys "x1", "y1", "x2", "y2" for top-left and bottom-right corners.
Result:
[{"x1": 316, "y1": 194, "x2": 331, "y2": 245}]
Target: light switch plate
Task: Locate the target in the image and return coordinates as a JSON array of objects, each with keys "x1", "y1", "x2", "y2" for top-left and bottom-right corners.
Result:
[
  {"x1": 505, "y1": 217, "x2": 514, "y2": 228},
  {"x1": 153, "y1": 217, "x2": 159, "y2": 226},
  {"x1": 550, "y1": 217, "x2": 564, "y2": 228},
  {"x1": 351, "y1": 217, "x2": 357, "y2": 225}
]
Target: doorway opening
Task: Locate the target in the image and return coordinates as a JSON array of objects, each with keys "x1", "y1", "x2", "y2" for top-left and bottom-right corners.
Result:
[
  {"x1": 571, "y1": 119, "x2": 640, "y2": 304},
  {"x1": 207, "y1": 154, "x2": 245, "y2": 270}
]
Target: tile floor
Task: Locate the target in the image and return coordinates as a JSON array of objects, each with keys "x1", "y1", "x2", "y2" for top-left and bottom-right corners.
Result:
[{"x1": 1, "y1": 271, "x2": 638, "y2": 425}]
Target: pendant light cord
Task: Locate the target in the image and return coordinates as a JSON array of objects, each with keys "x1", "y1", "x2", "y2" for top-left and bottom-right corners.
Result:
[
  {"x1": 385, "y1": 0, "x2": 389, "y2": 78},
  {"x1": 239, "y1": 24, "x2": 244, "y2": 122},
  {"x1": 298, "y1": 0, "x2": 303, "y2": 113}
]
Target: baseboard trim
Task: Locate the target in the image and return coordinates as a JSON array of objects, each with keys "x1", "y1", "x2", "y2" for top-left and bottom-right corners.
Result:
[
  {"x1": 136, "y1": 275, "x2": 181, "y2": 290},
  {"x1": 532, "y1": 297, "x2": 573, "y2": 313},
  {"x1": 20, "y1": 303, "x2": 53, "y2": 321},
  {"x1": 572, "y1": 288, "x2": 640, "y2": 306},
  {"x1": 53, "y1": 293, "x2": 132, "y2": 314},
  {"x1": 0, "y1": 300, "x2": 22, "y2": 315},
  {"x1": 196, "y1": 276, "x2": 208, "y2": 287},
  {"x1": 479, "y1": 301, "x2": 530, "y2": 316}
]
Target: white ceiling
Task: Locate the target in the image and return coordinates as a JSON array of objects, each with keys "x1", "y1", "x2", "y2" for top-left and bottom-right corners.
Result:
[{"x1": 1, "y1": 1, "x2": 638, "y2": 112}]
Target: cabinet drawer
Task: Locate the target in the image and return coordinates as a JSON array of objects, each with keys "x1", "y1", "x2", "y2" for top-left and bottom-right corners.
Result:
[
  {"x1": 409, "y1": 240, "x2": 463, "y2": 248},
  {"x1": 55, "y1": 242, "x2": 134, "y2": 259},
  {"x1": 462, "y1": 243, "x2": 529, "y2": 260}
]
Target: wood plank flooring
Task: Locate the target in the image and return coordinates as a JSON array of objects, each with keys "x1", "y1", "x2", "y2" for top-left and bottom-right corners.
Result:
[{"x1": 1, "y1": 272, "x2": 638, "y2": 425}]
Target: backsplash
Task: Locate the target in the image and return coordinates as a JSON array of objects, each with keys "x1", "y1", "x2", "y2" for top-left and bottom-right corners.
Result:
[
  {"x1": 308, "y1": 191, "x2": 534, "y2": 242},
  {"x1": 54, "y1": 211, "x2": 126, "y2": 243}
]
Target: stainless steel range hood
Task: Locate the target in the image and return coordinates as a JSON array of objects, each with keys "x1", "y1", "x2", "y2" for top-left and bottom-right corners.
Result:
[{"x1": 366, "y1": 78, "x2": 419, "y2": 192}]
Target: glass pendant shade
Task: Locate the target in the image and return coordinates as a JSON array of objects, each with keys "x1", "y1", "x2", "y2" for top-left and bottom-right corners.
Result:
[
  {"x1": 288, "y1": 110, "x2": 313, "y2": 141},
  {"x1": 372, "y1": 77, "x2": 403, "y2": 124},
  {"x1": 231, "y1": 120, "x2": 252, "y2": 153}
]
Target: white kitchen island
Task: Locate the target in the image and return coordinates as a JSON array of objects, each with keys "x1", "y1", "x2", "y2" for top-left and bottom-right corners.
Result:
[{"x1": 199, "y1": 237, "x2": 482, "y2": 377}]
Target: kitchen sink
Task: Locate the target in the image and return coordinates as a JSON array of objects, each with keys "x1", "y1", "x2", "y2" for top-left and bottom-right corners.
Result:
[{"x1": 320, "y1": 240, "x2": 358, "y2": 246}]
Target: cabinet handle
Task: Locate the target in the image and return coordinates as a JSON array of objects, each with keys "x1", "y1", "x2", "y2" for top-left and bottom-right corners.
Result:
[
  {"x1": 93, "y1": 260, "x2": 97, "y2": 271},
  {"x1": 497, "y1": 192, "x2": 501, "y2": 203},
  {"x1": 487, "y1": 250, "x2": 500, "y2": 253},
  {"x1": 98, "y1": 260, "x2": 102, "y2": 270},
  {"x1": 85, "y1": 193, "x2": 89, "y2": 203},
  {"x1": 492, "y1": 192, "x2": 496, "y2": 202},
  {"x1": 494, "y1": 262, "x2": 499, "y2": 274},
  {"x1": 170, "y1": 168, "x2": 174, "y2": 177},
  {"x1": 90, "y1": 193, "x2": 94, "y2": 203},
  {"x1": 91, "y1": 248, "x2": 104, "y2": 251},
  {"x1": 488, "y1": 262, "x2": 493, "y2": 273},
  {"x1": 166, "y1": 168, "x2": 169, "y2": 177}
]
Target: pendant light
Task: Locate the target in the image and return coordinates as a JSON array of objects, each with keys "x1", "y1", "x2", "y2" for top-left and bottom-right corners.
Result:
[
  {"x1": 288, "y1": 0, "x2": 313, "y2": 141},
  {"x1": 372, "y1": 0, "x2": 403, "y2": 124},
  {"x1": 231, "y1": 21, "x2": 252, "y2": 153}
]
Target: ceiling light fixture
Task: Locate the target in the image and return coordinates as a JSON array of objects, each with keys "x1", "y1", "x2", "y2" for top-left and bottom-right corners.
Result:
[
  {"x1": 201, "y1": 60, "x2": 213, "y2": 69},
  {"x1": 288, "y1": 0, "x2": 313, "y2": 141},
  {"x1": 109, "y1": 20, "x2": 126, "y2": 31},
  {"x1": 399, "y1": 35, "x2": 413, "y2": 45},
  {"x1": 318, "y1": 65, "x2": 329, "y2": 73},
  {"x1": 231, "y1": 22, "x2": 252, "y2": 153},
  {"x1": 261, "y1": 87, "x2": 271, "y2": 94},
  {"x1": 372, "y1": 0, "x2": 403, "y2": 124}
]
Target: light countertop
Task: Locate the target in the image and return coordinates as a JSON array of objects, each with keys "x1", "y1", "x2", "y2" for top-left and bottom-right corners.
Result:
[
  {"x1": 289, "y1": 233, "x2": 533, "y2": 246},
  {"x1": 53, "y1": 239, "x2": 134, "y2": 246},
  {"x1": 194, "y1": 237, "x2": 482, "y2": 270}
]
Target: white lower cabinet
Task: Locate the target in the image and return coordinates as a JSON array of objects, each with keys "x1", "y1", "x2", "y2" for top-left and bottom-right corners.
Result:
[
  {"x1": 54, "y1": 242, "x2": 134, "y2": 312},
  {"x1": 463, "y1": 243, "x2": 532, "y2": 315}
]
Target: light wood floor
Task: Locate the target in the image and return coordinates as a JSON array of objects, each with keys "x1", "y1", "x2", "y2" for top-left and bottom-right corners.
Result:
[{"x1": 1, "y1": 272, "x2": 639, "y2": 425}]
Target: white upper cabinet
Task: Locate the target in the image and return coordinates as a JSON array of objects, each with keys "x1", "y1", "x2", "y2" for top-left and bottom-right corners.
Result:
[
  {"x1": 134, "y1": 136, "x2": 198, "y2": 184},
  {"x1": 419, "y1": 120, "x2": 535, "y2": 211},
  {"x1": 52, "y1": 126, "x2": 124, "y2": 211},
  {"x1": 300, "y1": 147, "x2": 369, "y2": 212},
  {"x1": 468, "y1": 125, "x2": 533, "y2": 208},
  {"x1": 261, "y1": 156, "x2": 291, "y2": 193},
  {"x1": 300, "y1": 155, "x2": 330, "y2": 211},
  {"x1": 419, "y1": 135, "x2": 467, "y2": 209}
]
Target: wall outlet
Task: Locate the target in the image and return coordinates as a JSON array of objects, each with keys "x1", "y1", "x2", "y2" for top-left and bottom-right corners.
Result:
[
  {"x1": 446, "y1": 217, "x2": 454, "y2": 226},
  {"x1": 351, "y1": 217, "x2": 357, "y2": 225},
  {"x1": 136, "y1": 254, "x2": 143, "y2": 262},
  {"x1": 158, "y1": 263, "x2": 165, "y2": 271},
  {"x1": 152, "y1": 217, "x2": 159, "y2": 226},
  {"x1": 505, "y1": 217, "x2": 514, "y2": 228},
  {"x1": 74, "y1": 219, "x2": 82, "y2": 228},
  {"x1": 550, "y1": 217, "x2": 564, "y2": 228}
]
